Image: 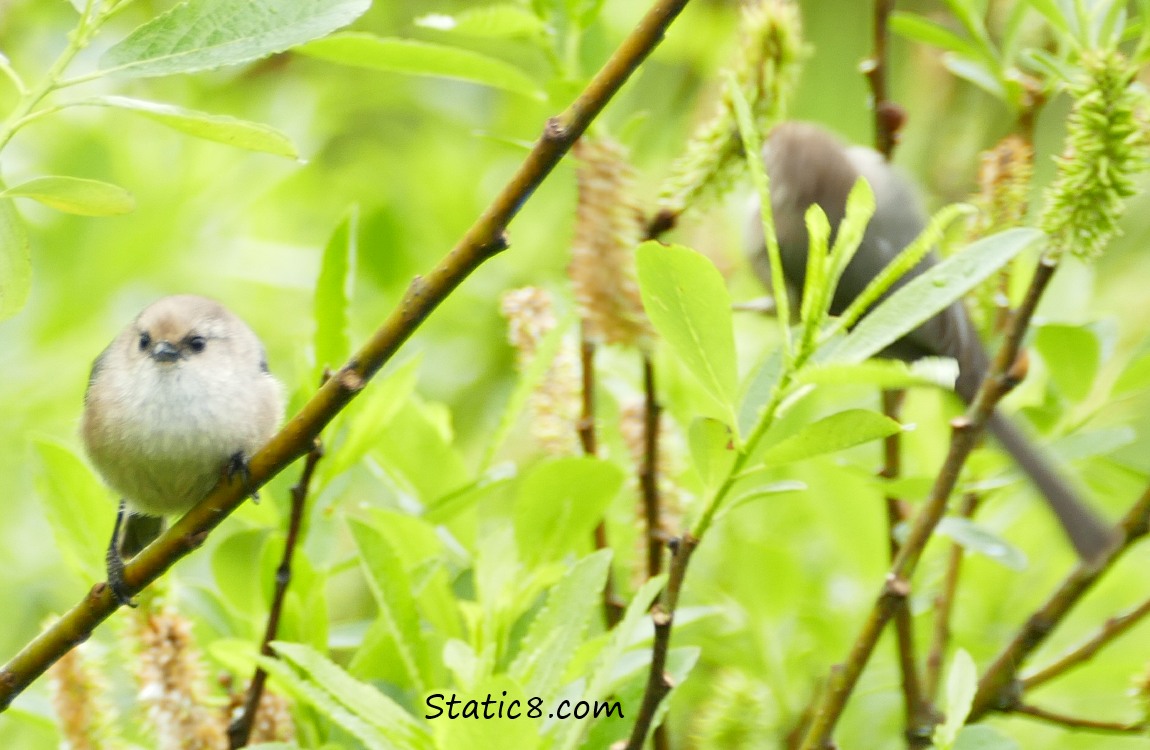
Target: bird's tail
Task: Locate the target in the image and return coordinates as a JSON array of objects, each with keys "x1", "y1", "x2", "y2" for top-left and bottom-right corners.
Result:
[{"x1": 986, "y1": 410, "x2": 1116, "y2": 560}]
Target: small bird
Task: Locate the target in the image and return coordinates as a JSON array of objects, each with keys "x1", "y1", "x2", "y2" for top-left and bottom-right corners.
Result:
[
  {"x1": 82, "y1": 295, "x2": 284, "y2": 605},
  {"x1": 746, "y1": 121, "x2": 1115, "y2": 560}
]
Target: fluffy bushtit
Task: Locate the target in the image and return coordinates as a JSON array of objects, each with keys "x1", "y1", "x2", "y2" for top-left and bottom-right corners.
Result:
[
  {"x1": 82, "y1": 295, "x2": 284, "y2": 604},
  {"x1": 746, "y1": 122, "x2": 1114, "y2": 559}
]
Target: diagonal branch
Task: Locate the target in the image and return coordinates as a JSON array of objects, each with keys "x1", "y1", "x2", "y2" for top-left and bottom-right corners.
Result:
[
  {"x1": 0, "y1": 0, "x2": 694, "y2": 710},
  {"x1": 969, "y1": 481, "x2": 1150, "y2": 720},
  {"x1": 798, "y1": 255, "x2": 1062, "y2": 749}
]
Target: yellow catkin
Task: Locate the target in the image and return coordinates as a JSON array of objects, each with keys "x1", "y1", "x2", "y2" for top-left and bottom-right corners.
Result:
[
  {"x1": 501, "y1": 287, "x2": 582, "y2": 457},
  {"x1": 569, "y1": 136, "x2": 653, "y2": 350}
]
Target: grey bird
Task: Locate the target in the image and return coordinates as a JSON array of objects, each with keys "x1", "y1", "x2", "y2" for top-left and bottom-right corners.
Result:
[
  {"x1": 82, "y1": 294, "x2": 284, "y2": 604},
  {"x1": 746, "y1": 121, "x2": 1115, "y2": 560}
]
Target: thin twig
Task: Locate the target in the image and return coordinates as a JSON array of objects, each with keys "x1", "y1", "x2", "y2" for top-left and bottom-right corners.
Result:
[
  {"x1": 228, "y1": 438, "x2": 323, "y2": 749},
  {"x1": 969, "y1": 481, "x2": 1150, "y2": 719},
  {"x1": 865, "y1": 0, "x2": 900, "y2": 160},
  {"x1": 581, "y1": 329, "x2": 625, "y2": 629},
  {"x1": 880, "y1": 390, "x2": 933, "y2": 749},
  {"x1": 0, "y1": 0, "x2": 694, "y2": 709},
  {"x1": 1021, "y1": 596, "x2": 1150, "y2": 690},
  {"x1": 625, "y1": 534, "x2": 698, "y2": 750},
  {"x1": 1013, "y1": 703, "x2": 1147, "y2": 734},
  {"x1": 641, "y1": 355, "x2": 664, "y2": 578},
  {"x1": 798, "y1": 257, "x2": 1061, "y2": 749},
  {"x1": 924, "y1": 492, "x2": 979, "y2": 701}
]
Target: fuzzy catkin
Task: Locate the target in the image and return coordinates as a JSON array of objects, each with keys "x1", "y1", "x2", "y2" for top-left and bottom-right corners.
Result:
[
  {"x1": 501, "y1": 287, "x2": 582, "y2": 457},
  {"x1": 569, "y1": 136, "x2": 652, "y2": 350}
]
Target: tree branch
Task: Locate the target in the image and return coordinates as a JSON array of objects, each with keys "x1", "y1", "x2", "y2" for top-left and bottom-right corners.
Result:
[
  {"x1": 798, "y1": 256, "x2": 1061, "y2": 749},
  {"x1": 1013, "y1": 703, "x2": 1146, "y2": 734},
  {"x1": 625, "y1": 534, "x2": 698, "y2": 750},
  {"x1": 581, "y1": 330, "x2": 626, "y2": 629},
  {"x1": 969, "y1": 481, "x2": 1150, "y2": 720},
  {"x1": 228, "y1": 438, "x2": 323, "y2": 749},
  {"x1": 1021, "y1": 596, "x2": 1150, "y2": 690},
  {"x1": 0, "y1": 0, "x2": 694, "y2": 709}
]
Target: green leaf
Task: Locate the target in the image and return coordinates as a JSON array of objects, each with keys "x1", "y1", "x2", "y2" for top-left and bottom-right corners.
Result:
[
  {"x1": 211, "y1": 529, "x2": 272, "y2": 616},
  {"x1": 933, "y1": 649, "x2": 978, "y2": 749},
  {"x1": 101, "y1": 0, "x2": 370, "y2": 78},
  {"x1": 637, "y1": 241, "x2": 739, "y2": 426},
  {"x1": 89, "y1": 96, "x2": 298, "y2": 157},
  {"x1": 314, "y1": 207, "x2": 357, "y2": 376},
  {"x1": 2, "y1": 176, "x2": 134, "y2": 216},
  {"x1": 510, "y1": 549, "x2": 611, "y2": 697},
  {"x1": 432, "y1": 675, "x2": 541, "y2": 749},
  {"x1": 1033, "y1": 323, "x2": 1098, "y2": 402},
  {"x1": 296, "y1": 33, "x2": 545, "y2": 99},
  {"x1": 415, "y1": 5, "x2": 549, "y2": 41},
  {"x1": 268, "y1": 641, "x2": 433, "y2": 750},
  {"x1": 943, "y1": 54, "x2": 1008, "y2": 102},
  {"x1": 794, "y1": 358, "x2": 959, "y2": 391},
  {"x1": 935, "y1": 518, "x2": 1027, "y2": 570},
  {"x1": 953, "y1": 724, "x2": 1021, "y2": 750},
  {"x1": 348, "y1": 518, "x2": 433, "y2": 692},
  {"x1": 720, "y1": 471, "x2": 806, "y2": 517},
  {"x1": 688, "y1": 417, "x2": 736, "y2": 490},
  {"x1": 514, "y1": 457, "x2": 624, "y2": 565},
  {"x1": 761, "y1": 409, "x2": 902, "y2": 466},
  {"x1": 34, "y1": 440, "x2": 112, "y2": 581},
  {"x1": 0, "y1": 196, "x2": 30, "y2": 320},
  {"x1": 890, "y1": 12, "x2": 985, "y2": 59},
  {"x1": 738, "y1": 348, "x2": 783, "y2": 439},
  {"x1": 326, "y1": 355, "x2": 420, "y2": 477},
  {"x1": 828, "y1": 228, "x2": 1043, "y2": 366}
]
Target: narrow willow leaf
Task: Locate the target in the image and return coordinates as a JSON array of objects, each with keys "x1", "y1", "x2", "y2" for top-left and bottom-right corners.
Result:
[
  {"x1": 827, "y1": 228, "x2": 1043, "y2": 366},
  {"x1": 794, "y1": 358, "x2": 959, "y2": 391},
  {"x1": 0, "y1": 196, "x2": 30, "y2": 320},
  {"x1": 510, "y1": 549, "x2": 611, "y2": 697},
  {"x1": 1033, "y1": 323, "x2": 1098, "y2": 402},
  {"x1": 738, "y1": 348, "x2": 783, "y2": 439},
  {"x1": 637, "y1": 241, "x2": 739, "y2": 426},
  {"x1": 259, "y1": 657, "x2": 393, "y2": 750},
  {"x1": 935, "y1": 517, "x2": 1027, "y2": 570},
  {"x1": 101, "y1": 0, "x2": 370, "y2": 78},
  {"x1": 889, "y1": 12, "x2": 985, "y2": 59},
  {"x1": 347, "y1": 519, "x2": 433, "y2": 692},
  {"x1": 268, "y1": 642, "x2": 434, "y2": 750},
  {"x1": 90, "y1": 96, "x2": 298, "y2": 157},
  {"x1": 761, "y1": 408, "x2": 902, "y2": 465},
  {"x1": 415, "y1": 5, "x2": 549, "y2": 40},
  {"x1": 835, "y1": 203, "x2": 975, "y2": 334},
  {"x1": 296, "y1": 33, "x2": 545, "y2": 99},
  {"x1": 3, "y1": 176, "x2": 134, "y2": 216},
  {"x1": 314, "y1": 207, "x2": 357, "y2": 375},
  {"x1": 934, "y1": 649, "x2": 978, "y2": 750}
]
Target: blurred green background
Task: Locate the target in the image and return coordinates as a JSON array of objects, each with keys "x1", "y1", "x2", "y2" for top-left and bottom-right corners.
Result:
[{"x1": 3, "y1": 0, "x2": 1150, "y2": 747}]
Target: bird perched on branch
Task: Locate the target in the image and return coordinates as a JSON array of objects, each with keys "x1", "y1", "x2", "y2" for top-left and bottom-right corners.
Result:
[
  {"x1": 82, "y1": 294, "x2": 284, "y2": 605},
  {"x1": 745, "y1": 121, "x2": 1114, "y2": 560}
]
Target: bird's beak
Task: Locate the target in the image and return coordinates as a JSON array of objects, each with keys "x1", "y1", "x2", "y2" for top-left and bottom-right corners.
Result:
[{"x1": 151, "y1": 340, "x2": 180, "y2": 363}]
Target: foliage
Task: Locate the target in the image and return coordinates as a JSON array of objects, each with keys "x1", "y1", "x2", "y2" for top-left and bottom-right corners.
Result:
[{"x1": 3, "y1": 1, "x2": 1150, "y2": 749}]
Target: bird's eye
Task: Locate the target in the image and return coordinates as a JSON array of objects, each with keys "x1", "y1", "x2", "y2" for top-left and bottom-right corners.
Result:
[
  {"x1": 187, "y1": 335, "x2": 207, "y2": 353},
  {"x1": 138, "y1": 332, "x2": 151, "y2": 351}
]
